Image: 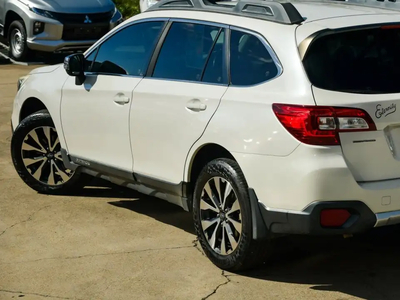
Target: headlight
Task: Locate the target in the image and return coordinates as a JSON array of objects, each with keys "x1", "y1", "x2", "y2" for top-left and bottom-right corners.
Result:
[
  {"x1": 29, "y1": 7, "x2": 56, "y2": 19},
  {"x1": 112, "y1": 7, "x2": 123, "y2": 24},
  {"x1": 17, "y1": 75, "x2": 29, "y2": 91}
]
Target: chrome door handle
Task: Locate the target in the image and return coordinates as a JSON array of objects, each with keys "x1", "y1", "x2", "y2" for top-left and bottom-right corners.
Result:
[
  {"x1": 114, "y1": 93, "x2": 130, "y2": 105},
  {"x1": 186, "y1": 99, "x2": 207, "y2": 112}
]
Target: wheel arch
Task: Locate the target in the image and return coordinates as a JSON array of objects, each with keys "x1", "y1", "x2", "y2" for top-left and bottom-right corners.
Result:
[
  {"x1": 186, "y1": 143, "x2": 237, "y2": 185},
  {"x1": 19, "y1": 97, "x2": 48, "y2": 123},
  {"x1": 5, "y1": 10, "x2": 23, "y2": 36}
]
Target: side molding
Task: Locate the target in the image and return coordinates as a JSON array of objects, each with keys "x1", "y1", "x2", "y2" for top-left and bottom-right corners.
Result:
[{"x1": 62, "y1": 150, "x2": 191, "y2": 211}]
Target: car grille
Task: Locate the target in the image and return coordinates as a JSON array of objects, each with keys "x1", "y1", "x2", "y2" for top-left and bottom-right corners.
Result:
[
  {"x1": 62, "y1": 24, "x2": 110, "y2": 41},
  {"x1": 53, "y1": 11, "x2": 114, "y2": 24}
]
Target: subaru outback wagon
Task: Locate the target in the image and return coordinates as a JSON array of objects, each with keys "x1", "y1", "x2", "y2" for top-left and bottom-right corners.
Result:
[{"x1": 10, "y1": 0, "x2": 400, "y2": 271}]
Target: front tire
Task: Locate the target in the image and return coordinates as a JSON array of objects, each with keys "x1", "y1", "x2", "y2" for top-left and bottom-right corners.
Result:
[
  {"x1": 11, "y1": 110, "x2": 84, "y2": 194},
  {"x1": 193, "y1": 158, "x2": 271, "y2": 271},
  {"x1": 8, "y1": 20, "x2": 31, "y2": 61}
]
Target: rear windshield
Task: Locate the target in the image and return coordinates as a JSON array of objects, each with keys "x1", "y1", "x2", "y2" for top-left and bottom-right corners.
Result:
[{"x1": 303, "y1": 26, "x2": 400, "y2": 94}]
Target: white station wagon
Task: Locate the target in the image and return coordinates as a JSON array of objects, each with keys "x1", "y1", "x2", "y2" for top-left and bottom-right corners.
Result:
[{"x1": 10, "y1": 0, "x2": 400, "y2": 271}]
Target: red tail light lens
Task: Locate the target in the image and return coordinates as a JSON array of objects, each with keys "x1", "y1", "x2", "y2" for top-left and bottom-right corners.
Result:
[{"x1": 272, "y1": 104, "x2": 376, "y2": 146}]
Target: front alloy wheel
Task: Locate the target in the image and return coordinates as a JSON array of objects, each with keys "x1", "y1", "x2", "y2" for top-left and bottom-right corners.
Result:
[
  {"x1": 11, "y1": 110, "x2": 85, "y2": 194},
  {"x1": 21, "y1": 126, "x2": 74, "y2": 186}
]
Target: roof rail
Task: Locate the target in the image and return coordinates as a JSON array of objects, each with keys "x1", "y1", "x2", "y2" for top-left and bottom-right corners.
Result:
[
  {"x1": 330, "y1": 0, "x2": 400, "y2": 10},
  {"x1": 146, "y1": 0, "x2": 305, "y2": 25}
]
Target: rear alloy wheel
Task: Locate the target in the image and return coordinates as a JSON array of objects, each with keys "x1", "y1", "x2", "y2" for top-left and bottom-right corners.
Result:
[
  {"x1": 200, "y1": 177, "x2": 242, "y2": 255},
  {"x1": 11, "y1": 110, "x2": 85, "y2": 194},
  {"x1": 193, "y1": 158, "x2": 271, "y2": 271}
]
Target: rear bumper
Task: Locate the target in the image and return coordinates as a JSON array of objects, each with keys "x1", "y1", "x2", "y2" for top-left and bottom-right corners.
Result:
[{"x1": 249, "y1": 188, "x2": 400, "y2": 237}]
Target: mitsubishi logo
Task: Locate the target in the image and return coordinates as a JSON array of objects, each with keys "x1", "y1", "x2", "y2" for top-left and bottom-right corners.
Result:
[{"x1": 84, "y1": 15, "x2": 92, "y2": 24}]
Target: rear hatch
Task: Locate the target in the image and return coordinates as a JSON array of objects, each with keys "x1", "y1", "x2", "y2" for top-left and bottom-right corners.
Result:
[{"x1": 301, "y1": 22, "x2": 400, "y2": 182}]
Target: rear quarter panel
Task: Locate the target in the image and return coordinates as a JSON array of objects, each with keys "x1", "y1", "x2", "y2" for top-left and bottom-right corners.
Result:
[{"x1": 183, "y1": 20, "x2": 316, "y2": 181}]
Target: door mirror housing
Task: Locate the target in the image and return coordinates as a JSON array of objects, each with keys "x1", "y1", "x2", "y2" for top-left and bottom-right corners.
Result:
[{"x1": 64, "y1": 53, "x2": 86, "y2": 85}]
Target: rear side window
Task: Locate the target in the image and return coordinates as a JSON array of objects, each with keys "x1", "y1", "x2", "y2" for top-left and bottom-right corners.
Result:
[
  {"x1": 86, "y1": 21, "x2": 165, "y2": 76},
  {"x1": 229, "y1": 30, "x2": 279, "y2": 86},
  {"x1": 303, "y1": 26, "x2": 400, "y2": 94},
  {"x1": 153, "y1": 22, "x2": 226, "y2": 83}
]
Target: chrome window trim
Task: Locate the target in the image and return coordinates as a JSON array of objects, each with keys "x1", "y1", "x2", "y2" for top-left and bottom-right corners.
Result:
[
  {"x1": 144, "y1": 76, "x2": 229, "y2": 87},
  {"x1": 169, "y1": 17, "x2": 229, "y2": 28},
  {"x1": 228, "y1": 25, "x2": 283, "y2": 88}
]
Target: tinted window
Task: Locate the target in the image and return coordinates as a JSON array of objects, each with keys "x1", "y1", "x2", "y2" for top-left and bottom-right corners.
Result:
[
  {"x1": 230, "y1": 30, "x2": 278, "y2": 86},
  {"x1": 153, "y1": 22, "x2": 222, "y2": 82},
  {"x1": 303, "y1": 27, "x2": 400, "y2": 94},
  {"x1": 86, "y1": 21, "x2": 165, "y2": 76},
  {"x1": 202, "y1": 30, "x2": 227, "y2": 84}
]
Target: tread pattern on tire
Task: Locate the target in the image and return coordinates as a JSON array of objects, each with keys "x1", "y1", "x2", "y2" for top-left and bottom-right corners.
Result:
[
  {"x1": 8, "y1": 20, "x2": 30, "y2": 61},
  {"x1": 11, "y1": 110, "x2": 86, "y2": 195},
  {"x1": 193, "y1": 158, "x2": 272, "y2": 271}
]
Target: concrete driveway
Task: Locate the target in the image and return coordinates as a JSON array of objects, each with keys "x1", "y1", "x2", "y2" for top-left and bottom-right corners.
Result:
[{"x1": 1, "y1": 60, "x2": 400, "y2": 300}]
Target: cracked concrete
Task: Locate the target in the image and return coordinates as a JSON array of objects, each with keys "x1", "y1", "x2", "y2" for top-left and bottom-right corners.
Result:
[
  {"x1": 0, "y1": 205, "x2": 51, "y2": 238},
  {"x1": 0, "y1": 289, "x2": 78, "y2": 299},
  {"x1": 2, "y1": 63, "x2": 400, "y2": 300},
  {"x1": 201, "y1": 271, "x2": 231, "y2": 300}
]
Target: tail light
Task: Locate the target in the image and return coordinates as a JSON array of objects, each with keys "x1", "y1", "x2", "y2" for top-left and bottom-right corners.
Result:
[{"x1": 272, "y1": 104, "x2": 376, "y2": 146}]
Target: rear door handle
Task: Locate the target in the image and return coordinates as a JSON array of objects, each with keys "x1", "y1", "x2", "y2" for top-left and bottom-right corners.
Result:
[
  {"x1": 186, "y1": 99, "x2": 207, "y2": 112},
  {"x1": 114, "y1": 93, "x2": 130, "y2": 105}
]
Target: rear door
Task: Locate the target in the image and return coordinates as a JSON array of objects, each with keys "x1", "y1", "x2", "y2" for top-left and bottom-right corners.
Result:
[
  {"x1": 302, "y1": 24, "x2": 400, "y2": 182},
  {"x1": 130, "y1": 20, "x2": 229, "y2": 183}
]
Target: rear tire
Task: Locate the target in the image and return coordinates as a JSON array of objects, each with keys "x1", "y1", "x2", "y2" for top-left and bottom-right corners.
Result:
[
  {"x1": 11, "y1": 110, "x2": 86, "y2": 194},
  {"x1": 193, "y1": 158, "x2": 271, "y2": 271},
  {"x1": 8, "y1": 20, "x2": 31, "y2": 61}
]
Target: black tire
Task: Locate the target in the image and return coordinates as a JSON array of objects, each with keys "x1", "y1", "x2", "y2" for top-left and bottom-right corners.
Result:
[
  {"x1": 11, "y1": 110, "x2": 86, "y2": 194},
  {"x1": 193, "y1": 158, "x2": 271, "y2": 271},
  {"x1": 8, "y1": 20, "x2": 31, "y2": 61}
]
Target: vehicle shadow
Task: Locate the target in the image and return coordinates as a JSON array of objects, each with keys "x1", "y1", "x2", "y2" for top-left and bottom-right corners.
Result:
[
  {"x1": 77, "y1": 181, "x2": 400, "y2": 299},
  {"x1": 108, "y1": 198, "x2": 195, "y2": 235},
  {"x1": 77, "y1": 178, "x2": 196, "y2": 235},
  {"x1": 241, "y1": 226, "x2": 400, "y2": 299}
]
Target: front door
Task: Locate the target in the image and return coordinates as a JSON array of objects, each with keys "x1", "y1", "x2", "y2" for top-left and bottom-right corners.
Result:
[{"x1": 61, "y1": 20, "x2": 166, "y2": 172}]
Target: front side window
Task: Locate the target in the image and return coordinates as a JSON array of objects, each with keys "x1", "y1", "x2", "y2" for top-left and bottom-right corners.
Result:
[
  {"x1": 153, "y1": 22, "x2": 225, "y2": 82},
  {"x1": 85, "y1": 21, "x2": 165, "y2": 76},
  {"x1": 229, "y1": 30, "x2": 279, "y2": 86}
]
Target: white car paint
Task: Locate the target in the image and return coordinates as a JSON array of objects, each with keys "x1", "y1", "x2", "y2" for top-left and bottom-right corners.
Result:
[
  {"x1": 130, "y1": 78, "x2": 228, "y2": 183},
  {"x1": 60, "y1": 74, "x2": 142, "y2": 172},
  {"x1": 10, "y1": 1, "x2": 400, "y2": 229}
]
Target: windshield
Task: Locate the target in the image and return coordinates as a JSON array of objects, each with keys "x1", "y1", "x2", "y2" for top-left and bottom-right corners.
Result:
[{"x1": 303, "y1": 25, "x2": 400, "y2": 94}]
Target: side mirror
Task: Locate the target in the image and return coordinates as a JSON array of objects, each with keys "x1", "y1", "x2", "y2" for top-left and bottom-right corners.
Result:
[{"x1": 64, "y1": 53, "x2": 86, "y2": 85}]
